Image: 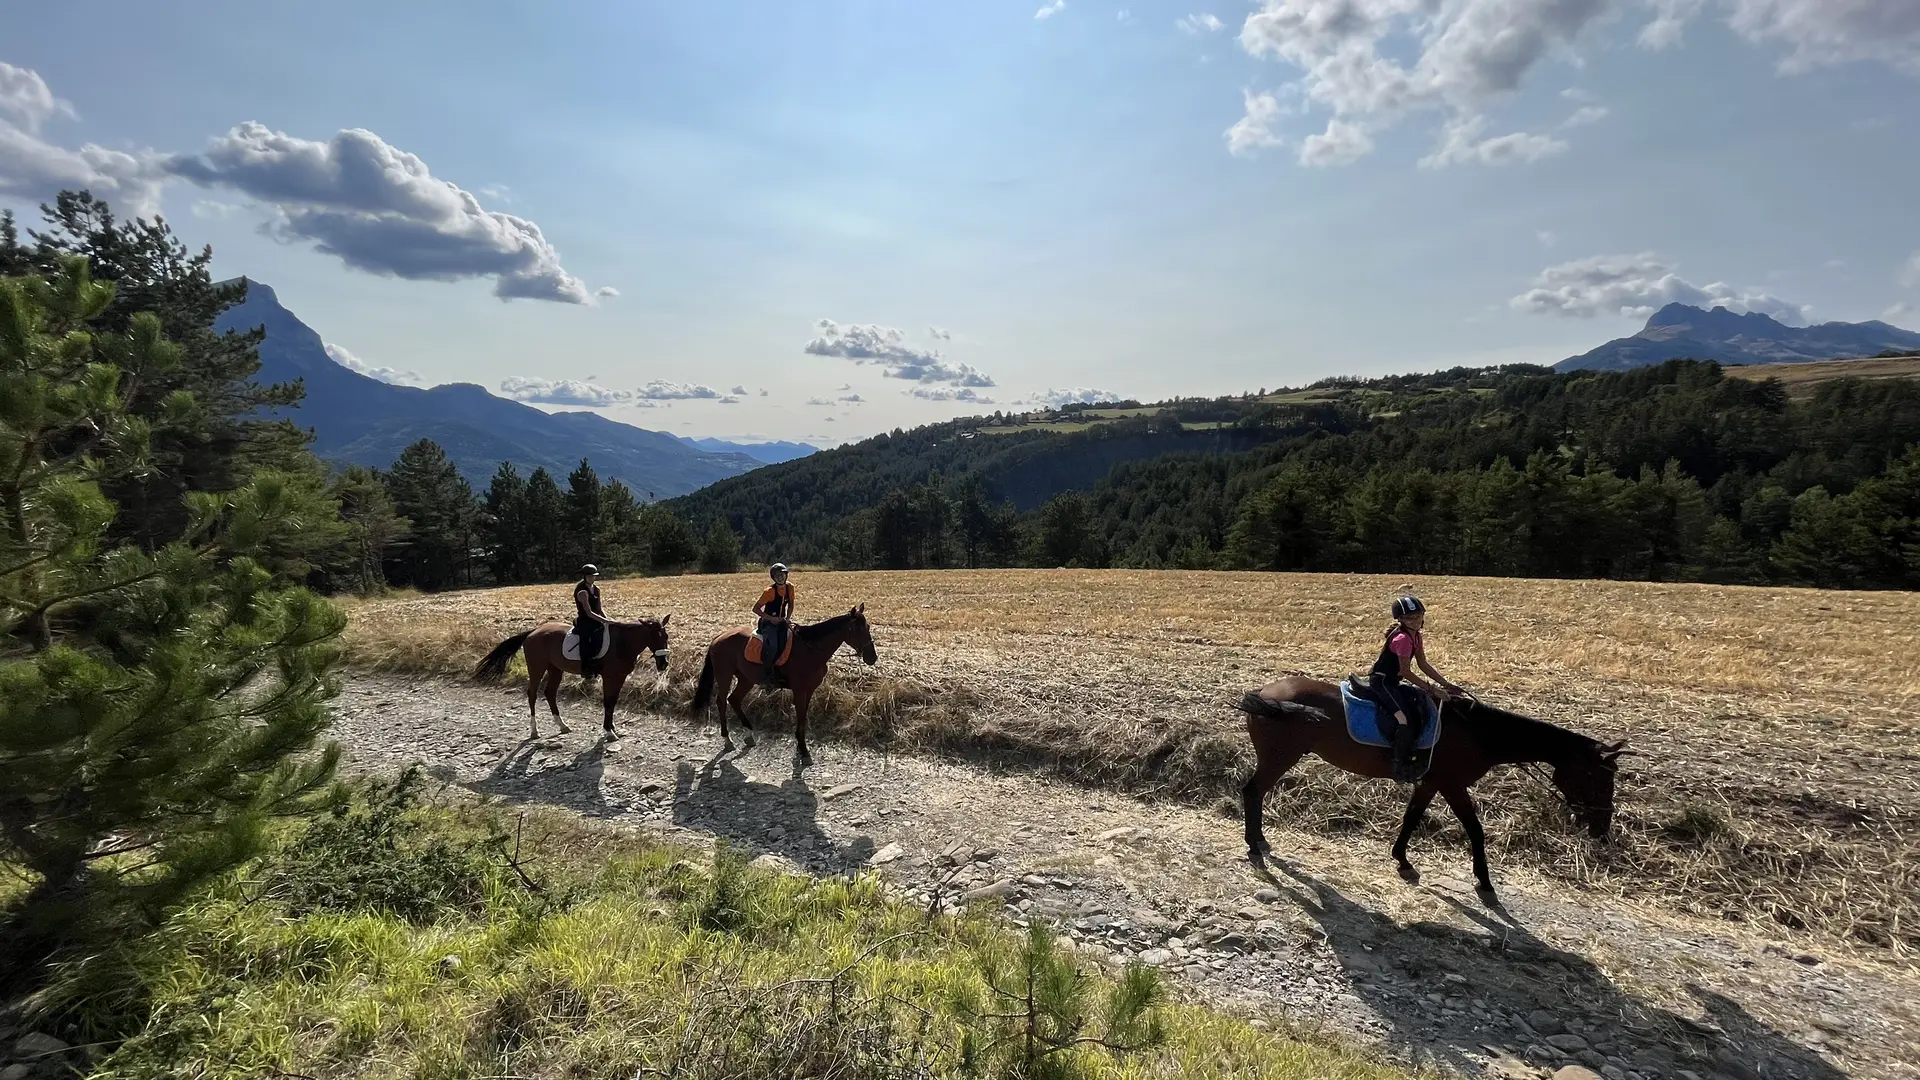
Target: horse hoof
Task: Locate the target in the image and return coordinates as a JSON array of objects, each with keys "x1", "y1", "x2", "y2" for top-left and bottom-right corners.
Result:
[
  {"x1": 1476, "y1": 881, "x2": 1498, "y2": 900},
  {"x1": 797, "y1": 751, "x2": 813, "y2": 768},
  {"x1": 1395, "y1": 860, "x2": 1421, "y2": 885},
  {"x1": 1247, "y1": 848, "x2": 1267, "y2": 870},
  {"x1": 744, "y1": 736, "x2": 757, "y2": 750},
  {"x1": 722, "y1": 739, "x2": 735, "y2": 753}
]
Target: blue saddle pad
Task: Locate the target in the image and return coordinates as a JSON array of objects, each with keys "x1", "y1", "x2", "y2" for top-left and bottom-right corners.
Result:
[{"x1": 1340, "y1": 682, "x2": 1441, "y2": 750}]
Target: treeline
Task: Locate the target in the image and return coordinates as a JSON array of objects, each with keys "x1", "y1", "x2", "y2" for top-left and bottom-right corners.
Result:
[{"x1": 700, "y1": 361, "x2": 1920, "y2": 589}]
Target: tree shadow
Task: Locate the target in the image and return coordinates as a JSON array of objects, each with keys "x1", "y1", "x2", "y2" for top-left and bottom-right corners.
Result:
[
  {"x1": 1259, "y1": 859, "x2": 1843, "y2": 1080},
  {"x1": 670, "y1": 751, "x2": 876, "y2": 875}
]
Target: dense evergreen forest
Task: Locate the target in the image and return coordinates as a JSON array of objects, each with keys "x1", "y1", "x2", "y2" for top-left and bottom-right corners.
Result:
[{"x1": 671, "y1": 364, "x2": 1920, "y2": 589}]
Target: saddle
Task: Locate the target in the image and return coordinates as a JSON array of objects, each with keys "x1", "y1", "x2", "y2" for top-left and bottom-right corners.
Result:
[
  {"x1": 561, "y1": 628, "x2": 612, "y2": 663},
  {"x1": 1341, "y1": 675, "x2": 1441, "y2": 755},
  {"x1": 744, "y1": 627, "x2": 793, "y2": 668}
]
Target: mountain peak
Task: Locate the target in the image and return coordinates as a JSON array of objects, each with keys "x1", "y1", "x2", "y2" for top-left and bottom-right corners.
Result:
[
  {"x1": 1564, "y1": 302, "x2": 1920, "y2": 372},
  {"x1": 1642, "y1": 302, "x2": 1785, "y2": 333}
]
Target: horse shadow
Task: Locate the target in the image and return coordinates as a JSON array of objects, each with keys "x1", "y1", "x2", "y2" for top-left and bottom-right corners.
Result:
[
  {"x1": 1259, "y1": 860, "x2": 1843, "y2": 1080},
  {"x1": 459, "y1": 736, "x2": 617, "y2": 820},
  {"x1": 669, "y1": 753, "x2": 876, "y2": 875}
]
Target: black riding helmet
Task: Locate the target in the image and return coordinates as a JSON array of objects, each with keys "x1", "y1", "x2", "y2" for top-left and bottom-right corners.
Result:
[
  {"x1": 579, "y1": 564, "x2": 599, "y2": 577},
  {"x1": 1392, "y1": 595, "x2": 1425, "y2": 620},
  {"x1": 770, "y1": 562, "x2": 789, "y2": 578}
]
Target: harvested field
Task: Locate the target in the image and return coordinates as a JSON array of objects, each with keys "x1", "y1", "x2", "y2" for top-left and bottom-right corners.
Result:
[
  {"x1": 341, "y1": 570, "x2": 1920, "y2": 962},
  {"x1": 1723, "y1": 354, "x2": 1920, "y2": 397}
]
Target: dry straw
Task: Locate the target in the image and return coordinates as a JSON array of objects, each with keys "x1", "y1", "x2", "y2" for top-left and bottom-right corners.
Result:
[{"x1": 341, "y1": 569, "x2": 1920, "y2": 961}]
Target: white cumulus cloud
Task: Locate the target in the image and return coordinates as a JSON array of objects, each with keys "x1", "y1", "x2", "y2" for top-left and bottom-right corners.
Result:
[
  {"x1": 1027, "y1": 387, "x2": 1127, "y2": 408},
  {"x1": 1649, "y1": 0, "x2": 1920, "y2": 73},
  {"x1": 1178, "y1": 13, "x2": 1227, "y2": 33},
  {"x1": 0, "y1": 61, "x2": 167, "y2": 215},
  {"x1": 730, "y1": 384, "x2": 749, "y2": 395},
  {"x1": 804, "y1": 319, "x2": 996, "y2": 386},
  {"x1": 325, "y1": 342, "x2": 422, "y2": 386},
  {"x1": 164, "y1": 122, "x2": 595, "y2": 304},
  {"x1": 499, "y1": 377, "x2": 639, "y2": 407},
  {"x1": 1225, "y1": 88, "x2": 1290, "y2": 156},
  {"x1": 1420, "y1": 114, "x2": 1568, "y2": 167},
  {"x1": 1509, "y1": 252, "x2": 1810, "y2": 323},
  {"x1": 1035, "y1": 0, "x2": 1066, "y2": 18},
  {"x1": 910, "y1": 387, "x2": 996, "y2": 404},
  {"x1": 637, "y1": 380, "x2": 720, "y2": 400}
]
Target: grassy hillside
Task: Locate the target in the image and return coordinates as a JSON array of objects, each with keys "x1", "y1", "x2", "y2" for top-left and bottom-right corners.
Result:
[{"x1": 1723, "y1": 353, "x2": 1920, "y2": 398}]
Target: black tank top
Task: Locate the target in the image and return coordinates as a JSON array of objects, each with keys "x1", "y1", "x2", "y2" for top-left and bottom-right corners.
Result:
[
  {"x1": 1370, "y1": 627, "x2": 1407, "y2": 683},
  {"x1": 575, "y1": 580, "x2": 603, "y2": 617}
]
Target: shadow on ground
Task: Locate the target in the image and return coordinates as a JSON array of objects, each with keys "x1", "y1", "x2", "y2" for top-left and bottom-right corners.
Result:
[
  {"x1": 1263, "y1": 859, "x2": 1843, "y2": 1080},
  {"x1": 669, "y1": 750, "x2": 878, "y2": 874}
]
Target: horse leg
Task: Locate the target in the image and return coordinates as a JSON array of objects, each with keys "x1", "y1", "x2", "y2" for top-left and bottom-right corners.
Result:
[
  {"x1": 544, "y1": 666, "x2": 568, "y2": 736},
  {"x1": 602, "y1": 670, "x2": 623, "y2": 739},
  {"x1": 1440, "y1": 786, "x2": 1496, "y2": 897},
  {"x1": 525, "y1": 659, "x2": 541, "y2": 739},
  {"x1": 1392, "y1": 781, "x2": 1439, "y2": 883},
  {"x1": 1242, "y1": 746, "x2": 1305, "y2": 868},
  {"x1": 725, "y1": 675, "x2": 754, "y2": 753},
  {"x1": 792, "y1": 688, "x2": 813, "y2": 768}
]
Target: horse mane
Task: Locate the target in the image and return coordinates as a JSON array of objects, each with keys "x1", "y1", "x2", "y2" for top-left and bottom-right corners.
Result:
[
  {"x1": 1450, "y1": 698, "x2": 1599, "y2": 759},
  {"x1": 795, "y1": 610, "x2": 858, "y2": 641}
]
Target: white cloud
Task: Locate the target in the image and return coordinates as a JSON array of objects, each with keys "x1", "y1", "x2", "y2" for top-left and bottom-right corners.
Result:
[
  {"x1": 638, "y1": 380, "x2": 720, "y2": 400},
  {"x1": 1301, "y1": 118, "x2": 1376, "y2": 166},
  {"x1": 190, "y1": 199, "x2": 241, "y2": 219},
  {"x1": 1660, "y1": 0, "x2": 1920, "y2": 74},
  {"x1": 0, "y1": 61, "x2": 73, "y2": 131},
  {"x1": 1027, "y1": 387, "x2": 1127, "y2": 407},
  {"x1": 718, "y1": 395, "x2": 741, "y2": 404},
  {"x1": 840, "y1": 393, "x2": 865, "y2": 403},
  {"x1": 806, "y1": 397, "x2": 835, "y2": 406},
  {"x1": 1035, "y1": 0, "x2": 1066, "y2": 18},
  {"x1": 804, "y1": 319, "x2": 996, "y2": 386},
  {"x1": 759, "y1": 388, "x2": 770, "y2": 397},
  {"x1": 1419, "y1": 114, "x2": 1567, "y2": 167},
  {"x1": 1225, "y1": 88, "x2": 1290, "y2": 156},
  {"x1": 1510, "y1": 251, "x2": 1811, "y2": 323},
  {"x1": 499, "y1": 376, "x2": 638, "y2": 407},
  {"x1": 479, "y1": 183, "x2": 513, "y2": 203},
  {"x1": 596, "y1": 286, "x2": 620, "y2": 298},
  {"x1": 910, "y1": 386, "x2": 996, "y2": 404},
  {"x1": 0, "y1": 63, "x2": 166, "y2": 215},
  {"x1": 325, "y1": 342, "x2": 422, "y2": 386},
  {"x1": 1538, "y1": 230, "x2": 1560, "y2": 247},
  {"x1": 1898, "y1": 251, "x2": 1920, "y2": 289},
  {"x1": 1885, "y1": 302, "x2": 1914, "y2": 322},
  {"x1": 1563, "y1": 104, "x2": 1610, "y2": 127},
  {"x1": 1178, "y1": 13, "x2": 1227, "y2": 33},
  {"x1": 730, "y1": 384, "x2": 749, "y2": 395},
  {"x1": 165, "y1": 122, "x2": 595, "y2": 304},
  {"x1": 928, "y1": 326, "x2": 952, "y2": 341}
]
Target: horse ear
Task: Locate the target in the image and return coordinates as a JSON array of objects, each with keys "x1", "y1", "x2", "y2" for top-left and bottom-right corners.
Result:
[
  {"x1": 661, "y1": 613, "x2": 671, "y2": 626},
  {"x1": 856, "y1": 602, "x2": 865, "y2": 614}
]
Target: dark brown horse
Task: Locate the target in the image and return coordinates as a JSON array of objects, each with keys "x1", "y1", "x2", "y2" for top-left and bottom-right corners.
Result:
[
  {"x1": 475, "y1": 616, "x2": 672, "y2": 739},
  {"x1": 1237, "y1": 674, "x2": 1626, "y2": 897},
  {"x1": 689, "y1": 605, "x2": 878, "y2": 767}
]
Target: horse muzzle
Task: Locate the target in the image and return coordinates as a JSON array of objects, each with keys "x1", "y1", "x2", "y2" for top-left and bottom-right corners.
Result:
[{"x1": 652, "y1": 648, "x2": 670, "y2": 672}]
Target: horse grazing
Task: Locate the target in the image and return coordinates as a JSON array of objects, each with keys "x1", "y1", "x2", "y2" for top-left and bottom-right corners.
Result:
[
  {"x1": 689, "y1": 605, "x2": 878, "y2": 767},
  {"x1": 1237, "y1": 674, "x2": 1626, "y2": 897},
  {"x1": 474, "y1": 616, "x2": 672, "y2": 739}
]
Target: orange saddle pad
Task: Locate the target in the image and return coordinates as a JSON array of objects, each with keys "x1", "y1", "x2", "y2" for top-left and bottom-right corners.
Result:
[{"x1": 744, "y1": 630, "x2": 793, "y2": 667}]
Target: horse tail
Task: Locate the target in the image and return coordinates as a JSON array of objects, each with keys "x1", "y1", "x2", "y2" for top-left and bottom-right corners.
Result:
[
  {"x1": 690, "y1": 650, "x2": 716, "y2": 713},
  {"x1": 475, "y1": 631, "x2": 533, "y2": 679},
  {"x1": 1235, "y1": 691, "x2": 1329, "y2": 725}
]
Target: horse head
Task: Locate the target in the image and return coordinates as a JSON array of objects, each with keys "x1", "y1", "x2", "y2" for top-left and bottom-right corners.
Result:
[
  {"x1": 1553, "y1": 738, "x2": 1627, "y2": 839},
  {"x1": 844, "y1": 603, "x2": 877, "y2": 665},
  {"x1": 633, "y1": 613, "x2": 671, "y2": 671}
]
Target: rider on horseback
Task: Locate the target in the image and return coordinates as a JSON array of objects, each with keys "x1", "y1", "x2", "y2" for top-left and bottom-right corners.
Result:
[
  {"x1": 753, "y1": 563, "x2": 796, "y2": 685},
  {"x1": 574, "y1": 564, "x2": 610, "y2": 680},
  {"x1": 1370, "y1": 595, "x2": 1463, "y2": 783}
]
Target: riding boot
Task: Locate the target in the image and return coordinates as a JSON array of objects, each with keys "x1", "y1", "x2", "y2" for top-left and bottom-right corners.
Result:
[{"x1": 1390, "y1": 719, "x2": 1419, "y2": 783}]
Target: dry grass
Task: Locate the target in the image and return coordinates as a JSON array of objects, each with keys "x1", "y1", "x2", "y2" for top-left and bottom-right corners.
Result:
[
  {"x1": 339, "y1": 570, "x2": 1920, "y2": 960},
  {"x1": 1722, "y1": 354, "x2": 1920, "y2": 397}
]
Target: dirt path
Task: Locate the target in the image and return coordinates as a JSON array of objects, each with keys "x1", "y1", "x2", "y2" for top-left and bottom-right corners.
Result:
[{"x1": 330, "y1": 676, "x2": 1918, "y2": 1080}]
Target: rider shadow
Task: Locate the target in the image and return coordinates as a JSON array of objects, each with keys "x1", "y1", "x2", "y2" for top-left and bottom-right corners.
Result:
[
  {"x1": 1260, "y1": 860, "x2": 1843, "y2": 1080},
  {"x1": 464, "y1": 736, "x2": 616, "y2": 820},
  {"x1": 669, "y1": 753, "x2": 876, "y2": 875}
]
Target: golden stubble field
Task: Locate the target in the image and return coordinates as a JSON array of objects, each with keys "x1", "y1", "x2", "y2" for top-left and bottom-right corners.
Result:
[{"x1": 342, "y1": 570, "x2": 1920, "y2": 960}]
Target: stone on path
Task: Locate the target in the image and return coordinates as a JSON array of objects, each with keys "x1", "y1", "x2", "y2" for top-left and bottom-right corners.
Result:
[{"x1": 868, "y1": 842, "x2": 904, "y2": 865}]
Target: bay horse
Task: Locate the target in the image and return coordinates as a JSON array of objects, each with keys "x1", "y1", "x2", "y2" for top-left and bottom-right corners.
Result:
[
  {"x1": 689, "y1": 605, "x2": 878, "y2": 767},
  {"x1": 474, "y1": 616, "x2": 672, "y2": 740},
  {"x1": 1237, "y1": 674, "x2": 1626, "y2": 897}
]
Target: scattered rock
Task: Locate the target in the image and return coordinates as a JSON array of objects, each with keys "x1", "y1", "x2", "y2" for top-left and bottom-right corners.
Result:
[
  {"x1": 1550, "y1": 1068, "x2": 1603, "y2": 1080},
  {"x1": 823, "y1": 783, "x2": 862, "y2": 801},
  {"x1": 972, "y1": 848, "x2": 1000, "y2": 862},
  {"x1": 965, "y1": 879, "x2": 1019, "y2": 902},
  {"x1": 1253, "y1": 887, "x2": 1281, "y2": 903},
  {"x1": 1095, "y1": 826, "x2": 1137, "y2": 842},
  {"x1": 14, "y1": 1033, "x2": 69, "y2": 1058},
  {"x1": 1139, "y1": 948, "x2": 1173, "y2": 967},
  {"x1": 1486, "y1": 1056, "x2": 1540, "y2": 1080},
  {"x1": 1, "y1": 1065, "x2": 33, "y2": 1080},
  {"x1": 1546, "y1": 1033, "x2": 1590, "y2": 1053},
  {"x1": 868, "y1": 843, "x2": 904, "y2": 865},
  {"x1": 437, "y1": 954, "x2": 463, "y2": 973},
  {"x1": 1527, "y1": 1011, "x2": 1567, "y2": 1036}
]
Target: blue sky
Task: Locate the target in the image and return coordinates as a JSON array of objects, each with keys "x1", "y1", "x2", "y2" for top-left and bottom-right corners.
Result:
[{"x1": 4, "y1": 0, "x2": 1918, "y2": 444}]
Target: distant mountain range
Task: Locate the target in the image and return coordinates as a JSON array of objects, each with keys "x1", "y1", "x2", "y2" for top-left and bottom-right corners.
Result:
[
  {"x1": 216, "y1": 281, "x2": 768, "y2": 497},
  {"x1": 673, "y1": 436, "x2": 818, "y2": 465},
  {"x1": 1557, "y1": 303, "x2": 1920, "y2": 372}
]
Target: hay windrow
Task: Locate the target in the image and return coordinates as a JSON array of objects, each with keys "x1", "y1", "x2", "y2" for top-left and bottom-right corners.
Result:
[{"x1": 339, "y1": 570, "x2": 1920, "y2": 960}]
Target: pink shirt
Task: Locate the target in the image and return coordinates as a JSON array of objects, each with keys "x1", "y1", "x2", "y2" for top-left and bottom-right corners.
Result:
[{"x1": 1388, "y1": 627, "x2": 1422, "y2": 662}]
